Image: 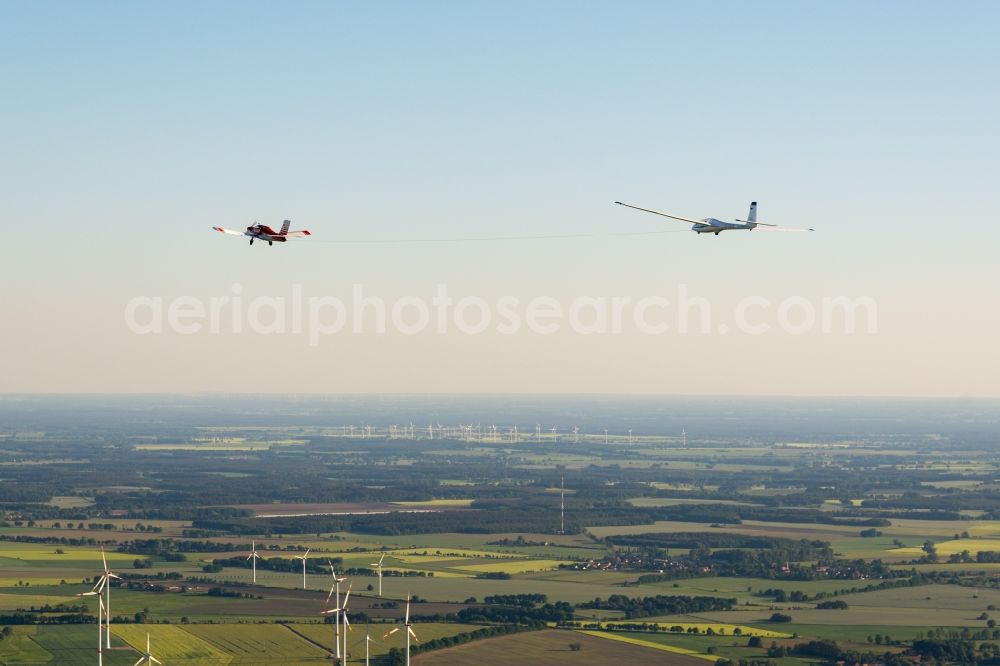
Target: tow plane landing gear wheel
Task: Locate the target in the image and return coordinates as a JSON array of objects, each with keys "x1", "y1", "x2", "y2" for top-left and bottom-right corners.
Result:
[
  {"x1": 268, "y1": 241, "x2": 273, "y2": 246},
  {"x1": 249, "y1": 238, "x2": 254, "y2": 245}
]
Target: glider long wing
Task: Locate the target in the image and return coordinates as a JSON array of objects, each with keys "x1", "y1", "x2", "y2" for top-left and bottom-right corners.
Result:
[{"x1": 614, "y1": 201, "x2": 703, "y2": 225}]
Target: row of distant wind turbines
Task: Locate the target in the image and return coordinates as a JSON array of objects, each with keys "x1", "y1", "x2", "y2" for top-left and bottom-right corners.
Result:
[
  {"x1": 79, "y1": 545, "x2": 415, "y2": 665},
  {"x1": 340, "y1": 422, "x2": 676, "y2": 445}
]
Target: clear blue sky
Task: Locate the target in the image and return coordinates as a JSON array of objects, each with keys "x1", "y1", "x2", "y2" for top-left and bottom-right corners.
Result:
[{"x1": 2, "y1": 1, "x2": 998, "y2": 395}]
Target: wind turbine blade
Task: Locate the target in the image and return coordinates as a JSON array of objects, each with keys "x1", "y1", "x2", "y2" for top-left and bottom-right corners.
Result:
[
  {"x1": 405, "y1": 596, "x2": 410, "y2": 624},
  {"x1": 109, "y1": 573, "x2": 122, "y2": 580},
  {"x1": 342, "y1": 585, "x2": 351, "y2": 607},
  {"x1": 150, "y1": 658, "x2": 162, "y2": 665},
  {"x1": 383, "y1": 628, "x2": 400, "y2": 638},
  {"x1": 101, "y1": 548, "x2": 108, "y2": 570},
  {"x1": 133, "y1": 658, "x2": 145, "y2": 666},
  {"x1": 344, "y1": 615, "x2": 352, "y2": 630},
  {"x1": 325, "y1": 584, "x2": 336, "y2": 605},
  {"x1": 378, "y1": 553, "x2": 385, "y2": 565},
  {"x1": 408, "y1": 627, "x2": 419, "y2": 642}
]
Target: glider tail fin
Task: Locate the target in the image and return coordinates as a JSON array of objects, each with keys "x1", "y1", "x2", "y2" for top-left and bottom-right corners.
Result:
[
  {"x1": 747, "y1": 202, "x2": 757, "y2": 224},
  {"x1": 279, "y1": 220, "x2": 291, "y2": 235}
]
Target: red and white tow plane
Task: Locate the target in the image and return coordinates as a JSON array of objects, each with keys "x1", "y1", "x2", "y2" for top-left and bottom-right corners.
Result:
[{"x1": 212, "y1": 220, "x2": 311, "y2": 246}]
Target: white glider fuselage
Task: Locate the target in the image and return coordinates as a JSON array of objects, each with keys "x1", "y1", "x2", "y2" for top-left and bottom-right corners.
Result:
[{"x1": 691, "y1": 218, "x2": 756, "y2": 234}]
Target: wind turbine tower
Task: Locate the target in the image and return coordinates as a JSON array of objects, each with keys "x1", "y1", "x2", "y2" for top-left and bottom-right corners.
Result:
[
  {"x1": 76, "y1": 589, "x2": 104, "y2": 666},
  {"x1": 246, "y1": 540, "x2": 262, "y2": 584},
  {"x1": 384, "y1": 595, "x2": 419, "y2": 666},
  {"x1": 325, "y1": 561, "x2": 347, "y2": 660},
  {"x1": 294, "y1": 549, "x2": 310, "y2": 590},
  {"x1": 559, "y1": 476, "x2": 565, "y2": 534}
]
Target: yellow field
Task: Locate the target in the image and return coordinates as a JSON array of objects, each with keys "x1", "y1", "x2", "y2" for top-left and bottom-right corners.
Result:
[
  {"x1": 893, "y1": 537, "x2": 1000, "y2": 557},
  {"x1": 112, "y1": 624, "x2": 231, "y2": 663},
  {"x1": 0, "y1": 543, "x2": 137, "y2": 563},
  {"x1": 577, "y1": 631, "x2": 717, "y2": 661},
  {"x1": 453, "y1": 559, "x2": 570, "y2": 574},
  {"x1": 389, "y1": 549, "x2": 520, "y2": 560},
  {"x1": 0, "y1": 591, "x2": 80, "y2": 609}
]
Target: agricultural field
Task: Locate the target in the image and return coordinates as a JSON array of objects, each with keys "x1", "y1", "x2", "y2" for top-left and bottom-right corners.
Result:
[
  {"x1": 413, "y1": 629, "x2": 710, "y2": 665},
  {"x1": 2, "y1": 396, "x2": 999, "y2": 664},
  {"x1": 291, "y1": 621, "x2": 481, "y2": 659}
]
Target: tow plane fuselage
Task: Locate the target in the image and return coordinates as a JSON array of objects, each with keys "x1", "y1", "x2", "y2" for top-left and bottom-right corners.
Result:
[{"x1": 212, "y1": 220, "x2": 311, "y2": 246}]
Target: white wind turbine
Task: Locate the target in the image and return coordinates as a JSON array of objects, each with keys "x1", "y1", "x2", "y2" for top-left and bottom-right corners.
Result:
[
  {"x1": 383, "y1": 595, "x2": 419, "y2": 666},
  {"x1": 294, "y1": 549, "x2": 310, "y2": 589},
  {"x1": 326, "y1": 560, "x2": 348, "y2": 660},
  {"x1": 94, "y1": 548, "x2": 121, "y2": 650},
  {"x1": 132, "y1": 633, "x2": 162, "y2": 666},
  {"x1": 246, "y1": 540, "x2": 262, "y2": 584},
  {"x1": 364, "y1": 625, "x2": 377, "y2": 666},
  {"x1": 370, "y1": 552, "x2": 386, "y2": 596},
  {"x1": 76, "y1": 589, "x2": 105, "y2": 666},
  {"x1": 321, "y1": 584, "x2": 352, "y2": 661},
  {"x1": 340, "y1": 586, "x2": 354, "y2": 661}
]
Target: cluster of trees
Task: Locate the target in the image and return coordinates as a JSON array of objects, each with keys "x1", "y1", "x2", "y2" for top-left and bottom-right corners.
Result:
[
  {"x1": 0, "y1": 612, "x2": 94, "y2": 625},
  {"x1": 483, "y1": 594, "x2": 547, "y2": 606},
  {"x1": 206, "y1": 587, "x2": 256, "y2": 599},
  {"x1": 453, "y1": 601, "x2": 573, "y2": 624},
  {"x1": 120, "y1": 538, "x2": 251, "y2": 556},
  {"x1": 815, "y1": 600, "x2": 848, "y2": 609},
  {"x1": 578, "y1": 595, "x2": 735, "y2": 619},
  {"x1": 0, "y1": 534, "x2": 106, "y2": 547},
  {"x1": 204, "y1": 556, "x2": 331, "y2": 576}
]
